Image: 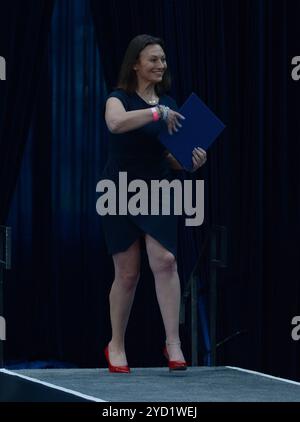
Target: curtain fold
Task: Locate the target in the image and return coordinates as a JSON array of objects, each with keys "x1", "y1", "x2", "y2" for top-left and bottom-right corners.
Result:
[
  {"x1": 0, "y1": 0, "x2": 55, "y2": 224},
  {"x1": 5, "y1": 0, "x2": 109, "y2": 367}
]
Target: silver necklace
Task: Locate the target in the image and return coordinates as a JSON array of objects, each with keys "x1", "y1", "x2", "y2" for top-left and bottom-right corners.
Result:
[{"x1": 136, "y1": 91, "x2": 159, "y2": 105}]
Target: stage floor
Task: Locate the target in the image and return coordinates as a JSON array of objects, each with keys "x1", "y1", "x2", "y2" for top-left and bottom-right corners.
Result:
[{"x1": 1, "y1": 366, "x2": 300, "y2": 402}]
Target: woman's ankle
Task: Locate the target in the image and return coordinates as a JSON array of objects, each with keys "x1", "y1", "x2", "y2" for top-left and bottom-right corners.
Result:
[
  {"x1": 165, "y1": 338, "x2": 181, "y2": 346},
  {"x1": 109, "y1": 339, "x2": 126, "y2": 352}
]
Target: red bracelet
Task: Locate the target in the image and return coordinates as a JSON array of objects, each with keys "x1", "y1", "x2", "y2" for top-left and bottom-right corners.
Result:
[{"x1": 151, "y1": 107, "x2": 160, "y2": 122}]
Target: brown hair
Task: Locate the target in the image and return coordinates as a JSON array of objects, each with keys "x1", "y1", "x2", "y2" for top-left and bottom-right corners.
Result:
[{"x1": 115, "y1": 34, "x2": 171, "y2": 96}]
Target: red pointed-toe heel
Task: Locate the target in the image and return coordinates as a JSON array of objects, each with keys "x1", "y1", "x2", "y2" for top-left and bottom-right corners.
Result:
[
  {"x1": 104, "y1": 345, "x2": 130, "y2": 373},
  {"x1": 163, "y1": 343, "x2": 187, "y2": 371}
]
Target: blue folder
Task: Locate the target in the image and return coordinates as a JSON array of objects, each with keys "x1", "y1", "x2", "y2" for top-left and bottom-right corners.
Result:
[{"x1": 159, "y1": 92, "x2": 225, "y2": 171}]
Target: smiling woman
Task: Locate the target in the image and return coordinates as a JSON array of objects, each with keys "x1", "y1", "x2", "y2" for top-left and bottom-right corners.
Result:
[
  {"x1": 100, "y1": 34, "x2": 207, "y2": 374},
  {"x1": 116, "y1": 35, "x2": 171, "y2": 97},
  {"x1": 133, "y1": 46, "x2": 167, "y2": 105}
]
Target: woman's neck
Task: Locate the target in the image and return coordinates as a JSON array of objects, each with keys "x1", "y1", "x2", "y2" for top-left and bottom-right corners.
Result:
[{"x1": 136, "y1": 81, "x2": 156, "y2": 97}]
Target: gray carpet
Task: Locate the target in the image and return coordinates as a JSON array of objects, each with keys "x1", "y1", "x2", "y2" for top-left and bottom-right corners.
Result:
[{"x1": 12, "y1": 366, "x2": 300, "y2": 402}]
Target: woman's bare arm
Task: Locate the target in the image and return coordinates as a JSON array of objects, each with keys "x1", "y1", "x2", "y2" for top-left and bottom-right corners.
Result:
[
  {"x1": 105, "y1": 97, "x2": 185, "y2": 135},
  {"x1": 105, "y1": 97, "x2": 153, "y2": 134}
]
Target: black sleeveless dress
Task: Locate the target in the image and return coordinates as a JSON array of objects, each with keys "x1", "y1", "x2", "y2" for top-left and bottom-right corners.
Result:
[{"x1": 100, "y1": 88, "x2": 180, "y2": 258}]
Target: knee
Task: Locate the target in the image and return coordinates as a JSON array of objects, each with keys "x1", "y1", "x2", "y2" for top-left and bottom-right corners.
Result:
[
  {"x1": 116, "y1": 269, "x2": 140, "y2": 291},
  {"x1": 151, "y1": 252, "x2": 177, "y2": 275}
]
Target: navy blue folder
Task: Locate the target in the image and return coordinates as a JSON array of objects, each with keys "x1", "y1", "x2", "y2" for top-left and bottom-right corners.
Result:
[{"x1": 159, "y1": 92, "x2": 225, "y2": 171}]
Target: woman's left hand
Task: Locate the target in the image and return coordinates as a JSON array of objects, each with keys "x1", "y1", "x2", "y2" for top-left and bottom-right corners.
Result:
[{"x1": 191, "y1": 147, "x2": 207, "y2": 172}]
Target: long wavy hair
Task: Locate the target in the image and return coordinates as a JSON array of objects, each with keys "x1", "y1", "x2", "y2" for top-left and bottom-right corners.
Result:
[{"x1": 115, "y1": 34, "x2": 171, "y2": 96}]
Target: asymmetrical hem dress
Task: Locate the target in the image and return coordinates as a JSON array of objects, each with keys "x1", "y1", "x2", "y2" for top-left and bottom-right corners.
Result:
[{"x1": 100, "y1": 88, "x2": 180, "y2": 258}]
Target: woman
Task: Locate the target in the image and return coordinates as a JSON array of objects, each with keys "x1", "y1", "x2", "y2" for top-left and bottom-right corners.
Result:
[{"x1": 102, "y1": 34, "x2": 206, "y2": 373}]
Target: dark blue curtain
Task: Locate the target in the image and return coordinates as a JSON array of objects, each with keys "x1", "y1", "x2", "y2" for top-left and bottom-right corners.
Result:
[
  {"x1": 0, "y1": 0, "x2": 55, "y2": 224},
  {"x1": 0, "y1": 0, "x2": 55, "y2": 366},
  {"x1": 5, "y1": 0, "x2": 111, "y2": 367},
  {"x1": 2, "y1": 0, "x2": 300, "y2": 379},
  {"x1": 48, "y1": 0, "x2": 109, "y2": 366}
]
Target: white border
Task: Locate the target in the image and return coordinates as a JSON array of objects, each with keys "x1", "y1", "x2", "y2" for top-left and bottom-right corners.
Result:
[
  {"x1": 226, "y1": 366, "x2": 300, "y2": 386},
  {"x1": 0, "y1": 368, "x2": 107, "y2": 402}
]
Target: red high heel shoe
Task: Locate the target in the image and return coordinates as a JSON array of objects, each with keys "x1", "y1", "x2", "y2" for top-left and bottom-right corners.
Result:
[
  {"x1": 104, "y1": 345, "x2": 130, "y2": 373},
  {"x1": 163, "y1": 342, "x2": 187, "y2": 371}
]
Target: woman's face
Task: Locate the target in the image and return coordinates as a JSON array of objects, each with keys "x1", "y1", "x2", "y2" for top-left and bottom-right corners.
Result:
[{"x1": 134, "y1": 44, "x2": 167, "y2": 84}]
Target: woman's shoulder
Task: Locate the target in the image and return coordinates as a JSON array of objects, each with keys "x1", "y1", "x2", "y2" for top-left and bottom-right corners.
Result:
[
  {"x1": 106, "y1": 88, "x2": 129, "y2": 101},
  {"x1": 105, "y1": 88, "x2": 131, "y2": 110}
]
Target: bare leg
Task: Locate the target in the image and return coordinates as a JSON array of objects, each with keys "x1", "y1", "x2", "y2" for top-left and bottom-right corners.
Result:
[
  {"x1": 108, "y1": 239, "x2": 141, "y2": 366},
  {"x1": 145, "y1": 234, "x2": 185, "y2": 362}
]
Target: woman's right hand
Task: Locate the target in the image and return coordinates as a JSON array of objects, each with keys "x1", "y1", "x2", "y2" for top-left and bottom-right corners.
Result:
[{"x1": 166, "y1": 109, "x2": 186, "y2": 135}]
